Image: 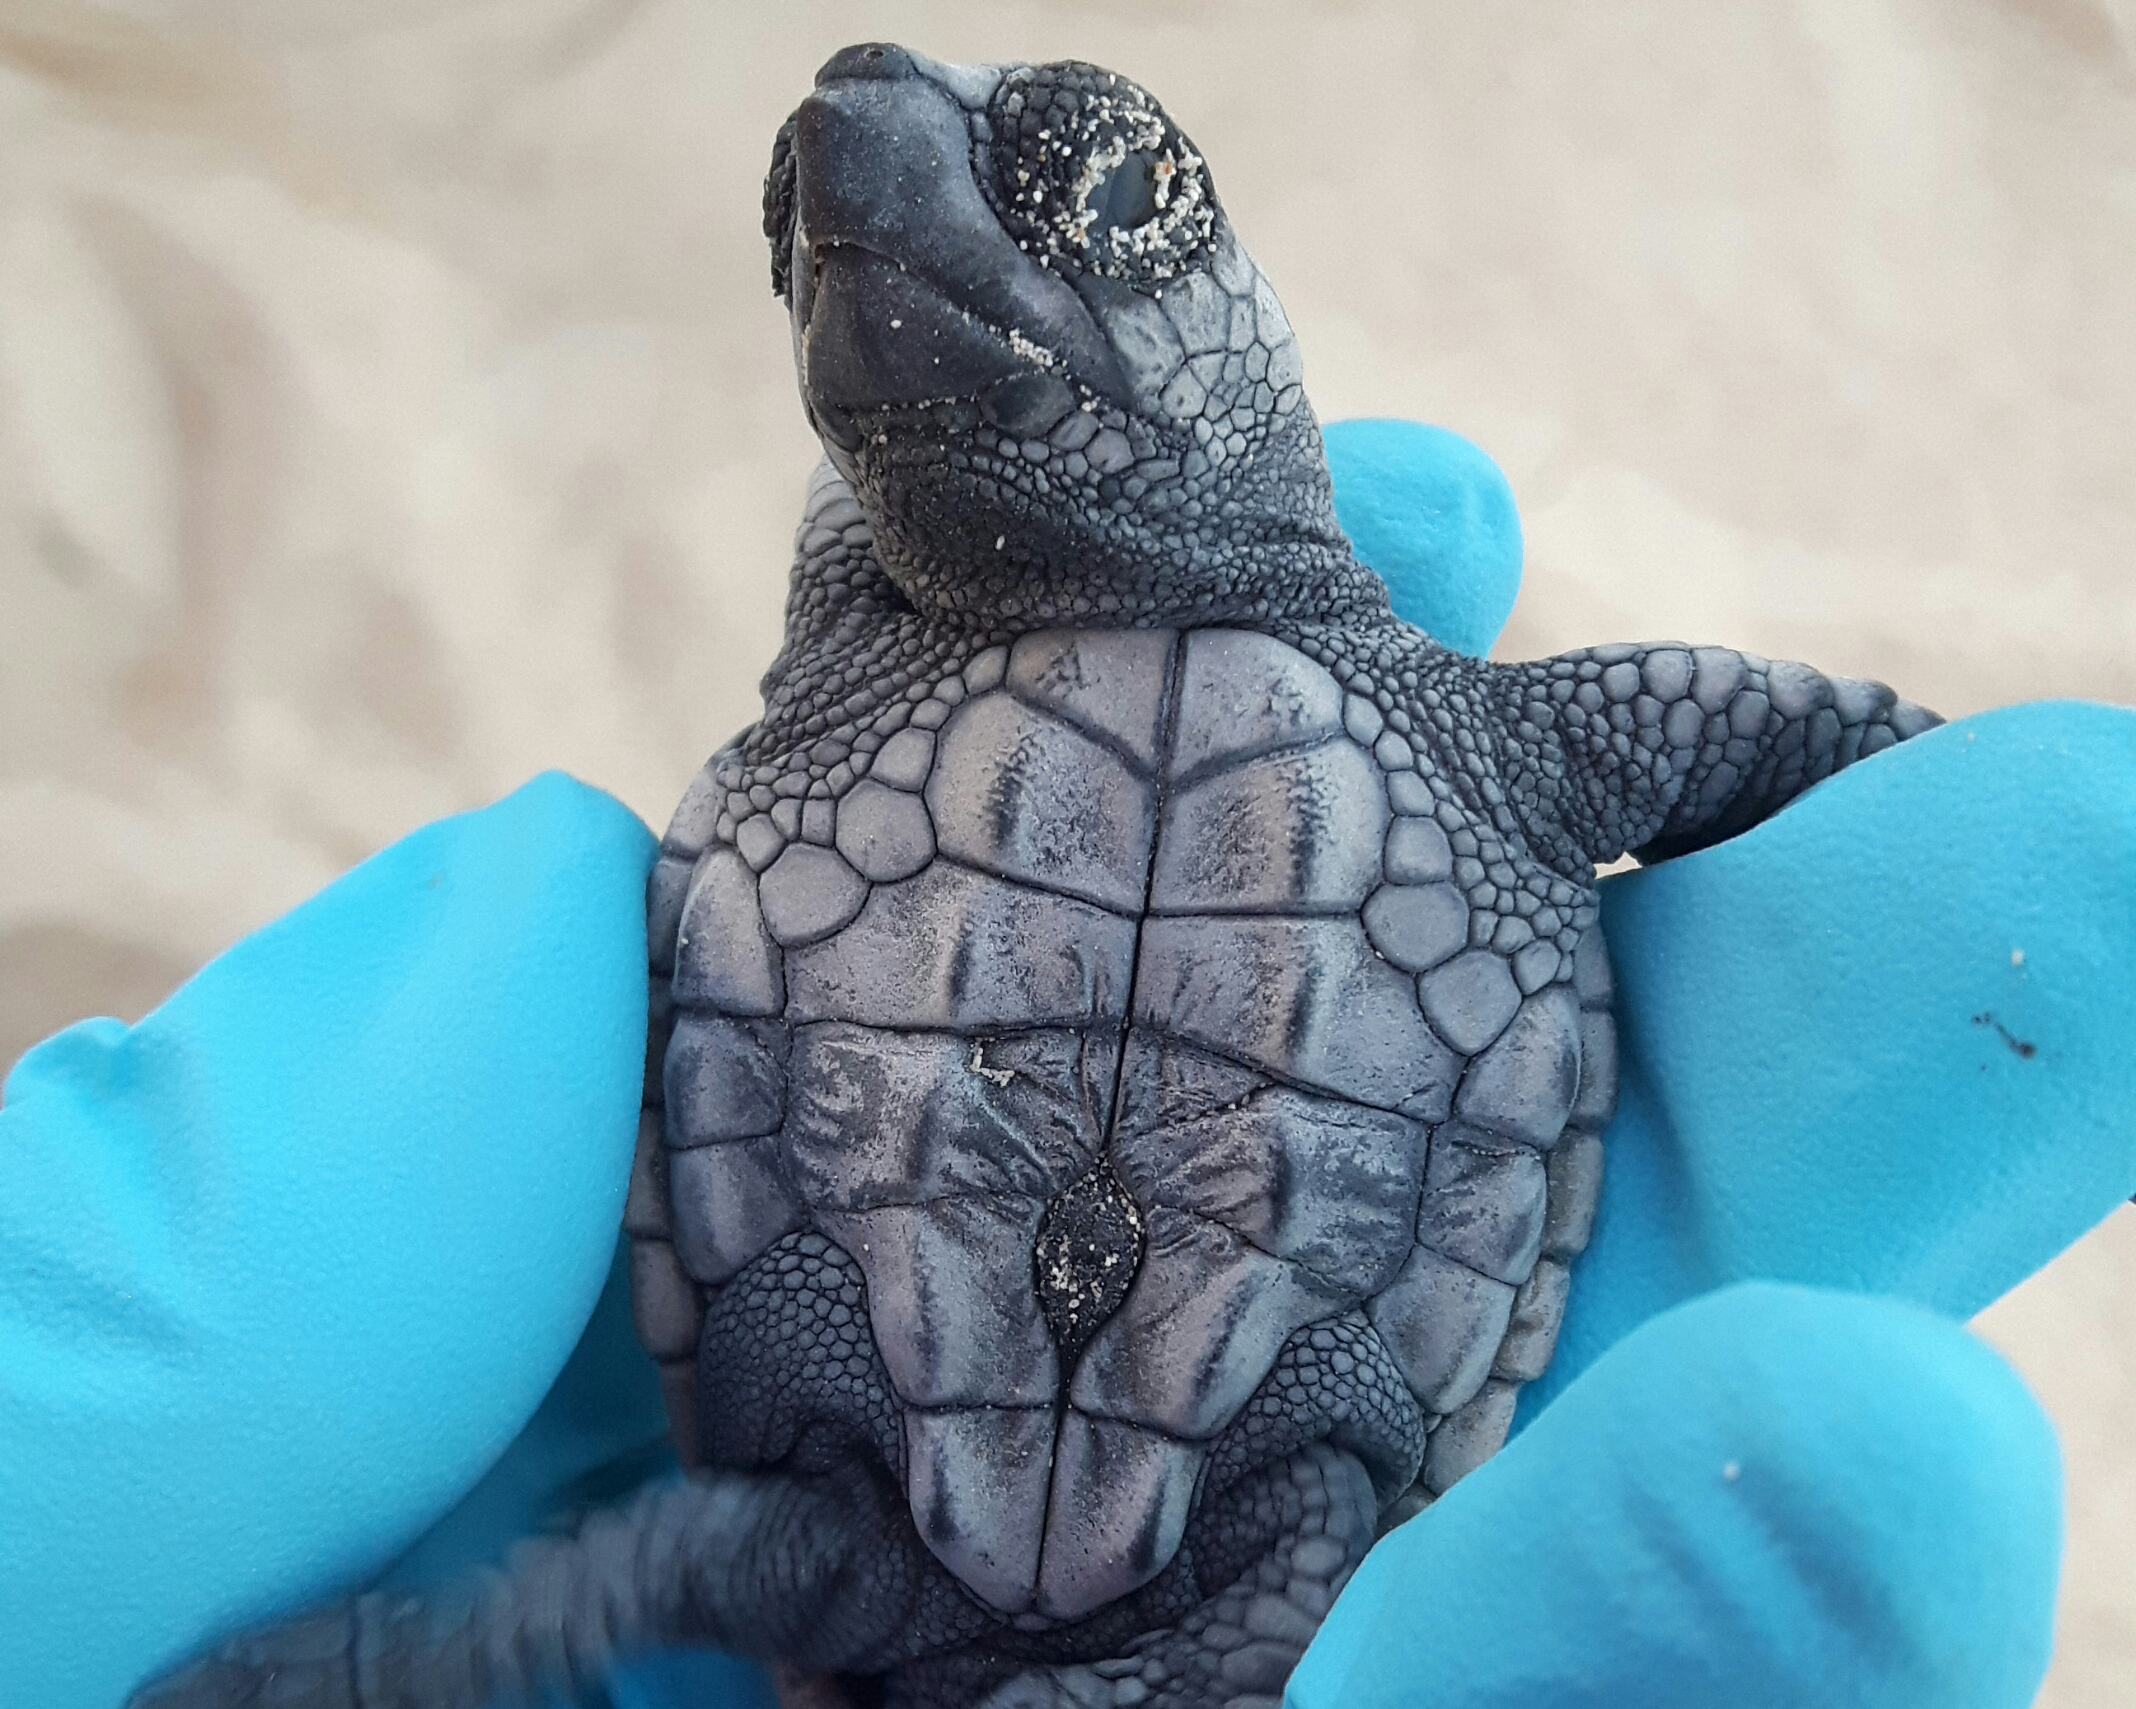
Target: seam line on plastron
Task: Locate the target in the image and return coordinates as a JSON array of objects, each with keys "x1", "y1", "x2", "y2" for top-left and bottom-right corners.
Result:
[{"x1": 1030, "y1": 628, "x2": 1186, "y2": 1605}]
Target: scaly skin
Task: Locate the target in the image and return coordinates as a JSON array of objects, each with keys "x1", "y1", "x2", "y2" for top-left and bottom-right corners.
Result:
[{"x1": 131, "y1": 41, "x2": 1936, "y2": 1709}]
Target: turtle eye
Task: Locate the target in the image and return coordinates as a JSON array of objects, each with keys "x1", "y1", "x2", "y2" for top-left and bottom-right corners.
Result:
[
  {"x1": 986, "y1": 61, "x2": 1216, "y2": 283},
  {"x1": 1087, "y1": 150, "x2": 1158, "y2": 235}
]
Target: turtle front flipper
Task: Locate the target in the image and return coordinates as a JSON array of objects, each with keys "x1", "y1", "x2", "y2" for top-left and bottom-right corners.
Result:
[
  {"x1": 127, "y1": 1469, "x2": 908, "y2": 1709},
  {"x1": 1496, "y1": 644, "x2": 1942, "y2": 868}
]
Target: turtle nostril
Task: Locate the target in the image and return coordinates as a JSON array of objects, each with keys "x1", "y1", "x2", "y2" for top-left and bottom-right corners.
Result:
[{"x1": 815, "y1": 41, "x2": 917, "y2": 85}]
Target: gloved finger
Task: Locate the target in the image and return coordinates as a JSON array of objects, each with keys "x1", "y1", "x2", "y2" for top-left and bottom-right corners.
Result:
[
  {"x1": 376, "y1": 1239, "x2": 786, "y2": 1707},
  {"x1": 1290, "y1": 1281, "x2": 2062, "y2": 1709},
  {"x1": 1528, "y1": 699, "x2": 2136, "y2": 1417},
  {"x1": 374, "y1": 1236, "x2": 672, "y2": 1592},
  {"x1": 0, "y1": 772, "x2": 654, "y2": 1709},
  {"x1": 1323, "y1": 417, "x2": 1523, "y2": 654}
]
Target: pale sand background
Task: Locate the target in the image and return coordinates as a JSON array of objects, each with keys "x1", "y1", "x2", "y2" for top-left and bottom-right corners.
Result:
[{"x1": 1, "y1": 0, "x2": 2131, "y2": 1696}]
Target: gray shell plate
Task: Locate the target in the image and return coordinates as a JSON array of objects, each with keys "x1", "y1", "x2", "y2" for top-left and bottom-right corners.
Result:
[{"x1": 636, "y1": 625, "x2": 1610, "y2": 1624}]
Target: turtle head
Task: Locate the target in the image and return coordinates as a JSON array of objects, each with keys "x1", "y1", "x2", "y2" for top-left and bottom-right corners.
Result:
[{"x1": 766, "y1": 43, "x2": 1385, "y2": 628}]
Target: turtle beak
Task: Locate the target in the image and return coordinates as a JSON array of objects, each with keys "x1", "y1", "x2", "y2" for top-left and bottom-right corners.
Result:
[{"x1": 786, "y1": 43, "x2": 1129, "y2": 448}]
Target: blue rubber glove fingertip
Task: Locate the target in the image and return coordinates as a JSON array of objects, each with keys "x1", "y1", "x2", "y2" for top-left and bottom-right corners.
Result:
[
  {"x1": 1525, "y1": 700, "x2": 2136, "y2": 1425},
  {"x1": 0, "y1": 770, "x2": 656, "y2": 1709},
  {"x1": 1295, "y1": 1283, "x2": 2061, "y2": 1709},
  {"x1": 1323, "y1": 418, "x2": 1522, "y2": 655}
]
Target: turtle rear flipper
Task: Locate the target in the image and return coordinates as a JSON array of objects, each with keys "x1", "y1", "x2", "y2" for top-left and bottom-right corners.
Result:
[{"x1": 128, "y1": 1469, "x2": 902, "y2": 1709}]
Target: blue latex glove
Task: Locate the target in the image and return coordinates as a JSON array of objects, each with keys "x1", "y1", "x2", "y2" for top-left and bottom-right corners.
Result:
[
  {"x1": 5, "y1": 421, "x2": 2128, "y2": 1709},
  {"x1": 0, "y1": 775, "x2": 686, "y2": 1709},
  {"x1": 1322, "y1": 417, "x2": 1523, "y2": 657}
]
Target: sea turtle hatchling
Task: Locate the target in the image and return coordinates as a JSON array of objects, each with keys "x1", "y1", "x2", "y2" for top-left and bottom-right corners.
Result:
[{"x1": 135, "y1": 40, "x2": 1939, "y2": 1709}]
